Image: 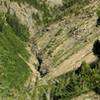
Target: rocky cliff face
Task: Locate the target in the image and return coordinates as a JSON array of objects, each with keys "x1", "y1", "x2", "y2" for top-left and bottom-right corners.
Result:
[{"x1": 1, "y1": 0, "x2": 100, "y2": 74}]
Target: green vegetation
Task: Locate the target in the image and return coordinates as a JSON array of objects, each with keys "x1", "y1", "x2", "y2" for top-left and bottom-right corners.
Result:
[
  {"x1": 51, "y1": 61, "x2": 100, "y2": 99},
  {"x1": 96, "y1": 9, "x2": 100, "y2": 26},
  {"x1": 11, "y1": 0, "x2": 89, "y2": 26},
  {"x1": 97, "y1": 9, "x2": 100, "y2": 18},
  {"x1": 6, "y1": 13, "x2": 29, "y2": 42},
  {"x1": 32, "y1": 61, "x2": 100, "y2": 100},
  {"x1": 0, "y1": 13, "x2": 31, "y2": 99},
  {"x1": 0, "y1": 0, "x2": 100, "y2": 99},
  {"x1": 27, "y1": 60, "x2": 100, "y2": 100}
]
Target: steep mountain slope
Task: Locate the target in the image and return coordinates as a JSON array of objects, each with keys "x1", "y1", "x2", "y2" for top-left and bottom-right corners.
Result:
[
  {"x1": 34, "y1": 0, "x2": 100, "y2": 80},
  {"x1": 0, "y1": 0, "x2": 100, "y2": 99}
]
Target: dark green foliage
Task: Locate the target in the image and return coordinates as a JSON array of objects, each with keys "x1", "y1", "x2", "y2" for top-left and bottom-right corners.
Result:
[
  {"x1": 93, "y1": 40, "x2": 100, "y2": 58},
  {"x1": 6, "y1": 13, "x2": 29, "y2": 42},
  {"x1": 51, "y1": 61, "x2": 100, "y2": 100},
  {"x1": 96, "y1": 9, "x2": 100, "y2": 26},
  {"x1": 32, "y1": 13, "x2": 41, "y2": 25},
  {"x1": 96, "y1": 18, "x2": 100, "y2": 26},
  {"x1": 0, "y1": 13, "x2": 6, "y2": 32},
  {"x1": 97, "y1": 9, "x2": 100, "y2": 18}
]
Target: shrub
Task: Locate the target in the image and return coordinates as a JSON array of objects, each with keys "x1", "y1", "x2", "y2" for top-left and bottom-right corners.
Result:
[
  {"x1": 92, "y1": 40, "x2": 100, "y2": 58},
  {"x1": 97, "y1": 9, "x2": 100, "y2": 18}
]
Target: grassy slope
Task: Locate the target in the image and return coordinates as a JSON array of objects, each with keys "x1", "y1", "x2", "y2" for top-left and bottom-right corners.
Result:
[
  {"x1": 0, "y1": 13, "x2": 31, "y2": 99},
  {"x1": 11, "y1": 0, "x2": 89, "y2": 26},
  {"x1": 3, "y1": 0, "x2": 100, "y2": 100}
]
